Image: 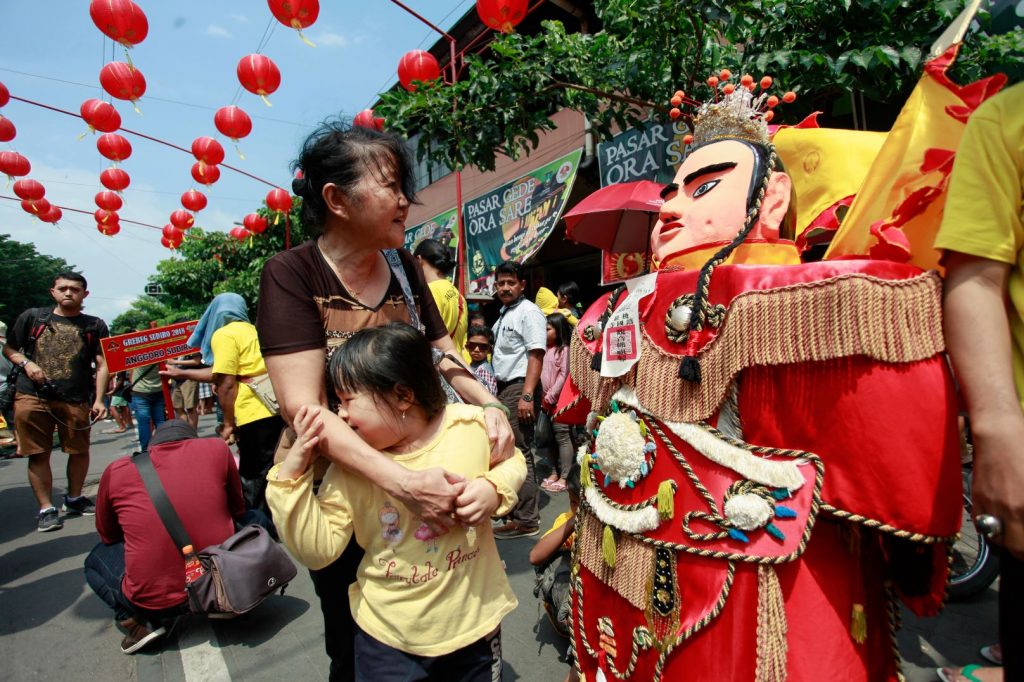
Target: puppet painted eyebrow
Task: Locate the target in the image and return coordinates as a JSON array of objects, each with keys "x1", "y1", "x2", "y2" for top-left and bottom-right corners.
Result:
[
  {"x1": 660, "y1": 183, "x2": 678, "y2": 199},
  {"x1": 683, "y1": 161, "x2": 738, "y2": 187}
]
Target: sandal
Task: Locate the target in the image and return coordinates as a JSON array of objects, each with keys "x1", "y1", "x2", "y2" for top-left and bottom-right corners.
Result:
[
  {"x1": 980, "y1": 645, "x2": 1002, "y2": 666},
  {"x1": 547, "y1": 479, "x2": 567, "y2": 492},
  {"x1": 937, "y1": 664, "x2": 998, "y2": 682}
]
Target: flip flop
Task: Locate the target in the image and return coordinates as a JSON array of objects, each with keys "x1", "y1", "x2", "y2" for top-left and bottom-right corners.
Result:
[
  {"x1": 937, "y1": 664, "x2": 989, "y2": 682},
  {"x1": 979, "y1": 646, "x2": 1002, "y2": 666},
  {"x1": 547, "y1": 479, "x2": 567, "y2": 492}
]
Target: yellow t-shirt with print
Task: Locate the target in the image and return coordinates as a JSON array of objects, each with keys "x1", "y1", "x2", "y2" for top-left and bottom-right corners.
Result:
[
  {"x1": 210, "y1": 321, "x2": 274, "y2": 427},
  {"x1": 266, "y1": 404, "x2": 526, "y2": 657},
  {"x1": 428, "y1": 278, "x2": 467, "y2": 352},
  {"x1": 935, "y1": 82, "x2": 1024, "y2": 408}
]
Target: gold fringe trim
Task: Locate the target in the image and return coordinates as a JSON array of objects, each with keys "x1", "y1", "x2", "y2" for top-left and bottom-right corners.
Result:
[
  {"x1": 578, "y1": 512, "x2": 655, "y2": 611},
  {"x1": 756, "y1": 565, "x2": 788, "y2": 682},
  {"x1": 570, "y1": 271, "x2": 944, "y2": 423}
]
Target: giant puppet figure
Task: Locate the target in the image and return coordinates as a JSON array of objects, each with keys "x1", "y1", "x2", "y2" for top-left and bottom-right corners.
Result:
[{"x1": 557, "y1": 77, "x2": 963, "y2": 681}]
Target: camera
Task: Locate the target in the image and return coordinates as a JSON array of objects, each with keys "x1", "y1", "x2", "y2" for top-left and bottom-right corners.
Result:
[{"x1": 37, "y1": 381, "x2": 62, "y2": 401}]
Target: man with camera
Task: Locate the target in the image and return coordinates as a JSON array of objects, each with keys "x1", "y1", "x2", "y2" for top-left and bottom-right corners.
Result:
[{"x1": 2, "y1": 272, "x2": 109, "y2": 532}]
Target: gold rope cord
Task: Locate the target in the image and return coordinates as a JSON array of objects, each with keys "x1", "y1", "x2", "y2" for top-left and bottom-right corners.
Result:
[
  {"x1": 819, "y1": 504, "x2": 958, "y2": 544},
  {"x1": 578, "y1": 512, "x2": 656, "y2": 610},
  {"x1": 569, "y1": 271, "x2": 944, "y2": 424},
  {"x1": 756, "y1": 565, "x2": 789, "y2": 682}
]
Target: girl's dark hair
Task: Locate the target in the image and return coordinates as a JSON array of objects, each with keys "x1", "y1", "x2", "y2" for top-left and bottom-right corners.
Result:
[
  {"x1": 467, "y1": 325, "x2": 493, "y2": 345},
  {"x1": 413, "y1": 238, "x2": 456, "y2": 275},
  {"x1": 328, "y1": 323, "x2": 445, "y2": 418},
  {"x1": 291, "y1": 119, "x2": 418, "y2": 234},
  {"x1": 546, "y1": 313, "x2": 572, "y2": 348},
  {"x1": 556, "y1": 281, "x2": 580, "y2": 307}
]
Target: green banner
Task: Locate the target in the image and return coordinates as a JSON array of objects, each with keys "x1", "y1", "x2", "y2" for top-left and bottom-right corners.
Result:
[
  {"x1": 465, "y1": 148, "x2": 583, "y2": 296},
  {"x1": 404, "y1": 207, "x2": 459, "y2": 253}
]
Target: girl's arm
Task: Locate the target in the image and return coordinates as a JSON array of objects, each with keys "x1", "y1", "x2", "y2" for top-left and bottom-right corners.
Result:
[
  {"x1": 455, "y1": 448, "x2": 527, "y2": 525},
  {"x1": 529, "y1": 515, "x2": 575, "y2": 566}
]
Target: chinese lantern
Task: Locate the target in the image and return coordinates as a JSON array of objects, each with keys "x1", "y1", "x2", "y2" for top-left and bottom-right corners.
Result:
[
  {"x1": 0, "y1": 81, "x2": 8, "y2": 107},
  {"x1": 192, "y1": 136, "x2": 225, "y2": 166},
  {"x1": 94, "y1": 208, "x2": 119, "y2": 224},
  {"x1": 229, "y1": 226, "x2": 250, "y2": 241},
  {"x1": 0, "y1": 151, "x2": 30, "y2": 179},
  {"x1": 243, "y1": 212, "x2": 268, "y2": 234},
  {"x1": 214, "y1": 105, "x2": 253, "y2": 159},
  {"x1": 0, "y1": 116, "x2": 14, "y2": 142},
  {"x1": 267, "y1": 0, "x2": 319, "y2": 45},
  {"x1": 237, "y1": 54, "x2": 281, "y2": 106},
  {"x1": 397, "y1": 50, "x2": 441, "y2": 92},
  {"x1": 161, "y1": 233, "x2": 182, "y2": 249},
  {"x1": 96, "y1": 133, "x2": 132, "y2": 162},
  {"x1": 39, "y1": 206, "x2": 62, "y2": 224},
  {"x1": 95, "y1": 190, "x2": 123, "y2": 211},
  {"x1": 100, "y1": 62, "x2": 146, "y2": 113},
  {"x1": 181, "y1": 189, "x2": 207, "y2": 212},
  {"x1": 89, "y1": 0, "x2": 148, "y2": 48},
  {"x1": 353, "y1": 109, "x2": 384, "y2": 131},
  {"x1": 21, "y1": 198, "x2": 50, "y2": 215},
  {"x1": 191, "y1": 161, "x2": 220, "y2": 186},
  {"x1": 99, "y1": 222, "x2": 121, "y2": 236},
  {"x1": 265, "y1": 188, "x2": 292, "y2": 224},
  {"x1": 13, "y1": 178, "x2": 45, "y2": 201},
  {"x1": 162, "y1": 224, "x2": 183, "y2": 240},
  {"x1": 476, "y1": 0, "x2": 527, "y2": 33},
  {"x1": 80, "y1": 99, "x2": 121, "y2": 134},
  {"x1": 170, "y1": 209, "x2": 195, "y2": 230},
  {"x1": 100, "y1": 167, "x2": 131, "y2": 191}
]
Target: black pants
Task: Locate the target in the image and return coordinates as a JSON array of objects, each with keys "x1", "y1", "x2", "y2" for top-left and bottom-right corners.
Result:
[
  {"x1": 310, "y1": 539, "x2": 365, "y2": 682},
  {"x1": 84, "y1": 542, "x2": 188, "y2": 624},
  {"x1": 1000, "y1": 548, "x2": 1023, "y2": 677},
  {"x1": 236, "y1": 415, "x2": 285, "y2": 515},
  {"x1": 354, "y1": 624, "x2": 501, "y2": 682},
  {"x1": 498, "y1": 381, "x2": 540, "y2": 528}
]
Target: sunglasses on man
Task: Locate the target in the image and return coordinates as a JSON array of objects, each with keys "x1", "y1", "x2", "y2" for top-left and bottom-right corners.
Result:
[{"x1": 466, "y1": 342, "x2": 491, "y2": 351}]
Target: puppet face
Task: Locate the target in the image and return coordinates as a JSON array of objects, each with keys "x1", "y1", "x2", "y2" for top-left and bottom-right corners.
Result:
[{"x1": 651, "y1": 139, "x2": 789, "y2": 265}]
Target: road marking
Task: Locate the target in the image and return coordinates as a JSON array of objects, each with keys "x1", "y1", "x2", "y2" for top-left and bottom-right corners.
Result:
[{"x1": 178, "y1": 619, "x2": 231, "y2": 682}]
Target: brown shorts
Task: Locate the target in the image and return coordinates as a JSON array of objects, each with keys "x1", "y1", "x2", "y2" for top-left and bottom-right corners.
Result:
[
  {"x1": 14, "y1": 393, "x2": 92, "y2": 457},
  {"x1": 171, "y1": 380, "x2": 199, "y2": 411}
]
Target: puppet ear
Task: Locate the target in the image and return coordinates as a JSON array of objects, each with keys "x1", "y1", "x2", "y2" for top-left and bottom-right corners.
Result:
[{"x1": 753, "y1": 171, "x2": 792, "y2": 240}]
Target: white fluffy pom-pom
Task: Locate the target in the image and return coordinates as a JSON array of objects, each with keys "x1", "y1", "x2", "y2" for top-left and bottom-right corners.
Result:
[
  {"x1": 594, "y1": 412, "x2": 647, "y2": 486},
  {"x1": 724, "y1": 493, "x2": 773, "y2": 531}
]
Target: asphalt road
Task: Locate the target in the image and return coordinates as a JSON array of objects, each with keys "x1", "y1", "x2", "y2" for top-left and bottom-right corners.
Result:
[{"x1": 0, "y1": 414, "x2": 999, "y2": 681}]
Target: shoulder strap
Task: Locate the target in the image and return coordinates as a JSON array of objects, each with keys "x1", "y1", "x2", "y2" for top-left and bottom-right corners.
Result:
[
  {"x1": 132, "y1": 452, "x2": 194, "y2": 551},
  {"x1": 23, "y1": 308, "x2": 53, "y2": 360},
  {"x1": 383, "y1": 249, "x2": 424, "y2": 332}
]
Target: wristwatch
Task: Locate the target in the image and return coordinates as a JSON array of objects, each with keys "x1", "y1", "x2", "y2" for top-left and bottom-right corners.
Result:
[
  {"x1": 18, "y1": 359, "x2": 30, "y2": 368},
  {"x1": 521, "y1": 392, "x2": 533, "y2": 402}
]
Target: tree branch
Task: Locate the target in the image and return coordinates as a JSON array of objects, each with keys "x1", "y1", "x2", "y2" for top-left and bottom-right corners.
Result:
[{"x1": 543, "y1": 79, "x2": 664, "y2": 111}]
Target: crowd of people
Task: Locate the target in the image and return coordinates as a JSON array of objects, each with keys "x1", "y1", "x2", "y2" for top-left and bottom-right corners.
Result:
[{"x1": 0, "y1": 79, "x2": 1020, "y2": 682}]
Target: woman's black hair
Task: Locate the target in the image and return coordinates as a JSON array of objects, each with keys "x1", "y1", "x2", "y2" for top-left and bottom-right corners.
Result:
[
  {"x1": 546, "y1": 313, "x2": 572, "y2": 348},
  {"x1": 556, "y1": 281, "x2": 580, "y2": 307},
  {"x1": 413, "y1": 238, "x2": 456, "y2": 275},
  {"x1": 328, "y1": 323, "x2": 445, "y2": 418},
  {"x1": 291, "y1": 118, "x2": 418, "y2": 234},
  {"x1": 467, "y1": 325, "x2": 494, "y2": 345}
]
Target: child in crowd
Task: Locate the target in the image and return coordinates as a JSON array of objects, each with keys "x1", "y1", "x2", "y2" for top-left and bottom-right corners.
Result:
[
  {"x1": 530, "y1": 464, "x2": 580, "y2": 645},
  {"x1": 466, "y1": 325, "x2": 497, "y2": 396},
  {"x1": 266, "y1": 323, "x2": 526, "y2": 681},
  {"x1": 555, "y1": 281, "x2": 581, "y2": 327},
  {"x1": 539, "y1": 313, "x2": 574, "y2": 493}
]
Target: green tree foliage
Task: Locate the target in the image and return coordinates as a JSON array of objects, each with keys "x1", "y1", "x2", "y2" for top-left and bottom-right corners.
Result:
[
  {"x1": 112, "y1": 200, "x2": 311, "y2": 331},
  {"x1": 376, "y1": 0, "x2": 1022, "y2": 172},
  {"x1": 0, "y1": 234, "x2": 77, "y2": 327}
]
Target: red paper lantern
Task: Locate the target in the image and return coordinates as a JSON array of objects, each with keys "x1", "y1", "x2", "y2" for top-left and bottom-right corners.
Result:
[
  {"x1": 181, "y1": 189, "x2": 207, "y2": 212},
  {"x1": 170, "y1": 209, "x2": 195, "y2": 230},
  {"x1": 162, "y1": 224, "x2": 183, "y2": 240},
  {"x1": 39, "y1": 206, "x2": 63, "y2": 224},
  {"x1": 13, "y1": 178, "x2": 45, "y2": 201},
  {"x1": 99, "y1": 222, "x2": 121, "y2": 236},
  {"x1": 94, "y1": 208, "x2": 119, "y2": 224},
  {"x1": 476, "y1": 0, "x2": 527, "y2": 33},
  {"x1": 265, "y1": 188, "x2": 292, "y2": 224},
  {"x1": 97, "y1": 133, "x2": 132, "y2": 162},
  {"x1": 100, "y1": 62, "x2": 146, "y2": 109},
  {"x1": 191, "y1": 161, "x2": 220, "y2": 186},
  {"x1": 0, "y1": 116, "x2": 15, "y2": 142},
  {"x1": 237, "y1": 54, "x2": 281, "y2": 105},
  {"x1": 397, "y1": 50, "x2": 441, "y2": 92},
  {"x1": 22, "y1": 198, "x2": 50, "y2": 215},
  {"x1": 89, "y1": 0, "x2": 148, "y2": 47},
  {"x1": 161, "y1": 233, "x2": 181, "y2": 249},
  {"x1": 268, "y1": 0, "x2": 319, "y2": 38},
  {"x1": 229, "y1": 226, "x2": 250, "y2": 241},
  {"x1": 192, "y1": 136, "x2": 225, "y2": 166},
  {"x1": 243, "y1": 213, "x2": 268, "y2": 234},
  {"x1": 214, "y1": 105, "x2": 253, "y2": 140},
  {"x1": 353, "y1": 109, "x2": 384, "y2": 131},
  {"x1": 100, "y1": 167, "x2": 131, "y2": 191},
  {"x1": 0, "y1": 81, "x2": 8, "y2": 108},
  {"x1": 81, "y1": 99, "x2": 121, "y2": 134},
  {"x1": 95, "y1": 191, "x2": 123, "y2": 211},
  {"x1": 0, "y1": 151, "x2": 30, "y2": 178}
]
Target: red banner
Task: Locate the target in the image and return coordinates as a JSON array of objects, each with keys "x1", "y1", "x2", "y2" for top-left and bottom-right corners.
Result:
[
  {"x1": 601, "y1": 250, "x2": 650, "y2": 285},
  {"x1": 101, "y1": 320, "x2": 199, "y2": 374}
]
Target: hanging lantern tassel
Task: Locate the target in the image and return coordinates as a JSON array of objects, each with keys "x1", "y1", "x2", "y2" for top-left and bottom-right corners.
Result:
[
  {"x1": 602, "y1": 524, "x2": 616, "y2": 568},
  {"x1": 657, "y1": 480, "x2": 675, "y2": 520},
  {"x1": 850, "y1": 604, "x2": 867, "y2": 644},
  {"x1": 756, "y1": 565, "x2": 788, "y2": 682},
  {"x1": 293, "y1": 20, "x2": 316, "y2": 47},
  {"x1": 234, "y1": 141, "x2": 246, "y2": 161},
  {"x1": 580, "y1": 451, "x2": 593, "y2": 489}
]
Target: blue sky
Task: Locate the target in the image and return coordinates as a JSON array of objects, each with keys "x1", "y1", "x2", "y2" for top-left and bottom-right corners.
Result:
[{"x1": 0, "y1": 1, "x2": 472, "y2": 324}]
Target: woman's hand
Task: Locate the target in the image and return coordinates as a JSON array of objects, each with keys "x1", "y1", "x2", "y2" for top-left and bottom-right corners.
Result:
[
  {"x1": 277, "y1": 404, "x2": 324, "y2": 480},
  {"x1": 453, "y1": 478, "x2": 500, "y2": 526},
  {"x1": 397, "y1": 467, "x2": 466, "y2": 534},
  {"x1": 483, "y1": 405, "x2": 515, "y2": 467}
]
